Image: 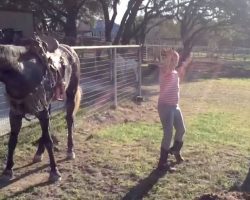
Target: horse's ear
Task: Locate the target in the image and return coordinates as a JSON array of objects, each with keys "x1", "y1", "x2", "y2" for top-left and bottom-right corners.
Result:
[{"x1": 42, "y1": 41, "x2": 48, "y2": 52}]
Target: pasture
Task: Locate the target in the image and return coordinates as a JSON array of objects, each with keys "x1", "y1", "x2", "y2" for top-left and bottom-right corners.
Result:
[{"x1": 0, "y1": 59, "x2": 250, "y2": 200}]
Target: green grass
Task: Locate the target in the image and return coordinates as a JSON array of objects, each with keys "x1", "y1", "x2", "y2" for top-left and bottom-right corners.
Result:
[
  {"x1": 96, "y1": 78, "x2": 250, "y2": 199},
  {"x1": 0, "y1": 76, "x2": 250, "y2": 199}
]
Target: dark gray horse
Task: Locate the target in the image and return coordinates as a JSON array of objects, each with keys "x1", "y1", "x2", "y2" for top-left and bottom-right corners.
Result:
[{"x1": 0, "y1": 38, "x2": 81, "y2": 182}]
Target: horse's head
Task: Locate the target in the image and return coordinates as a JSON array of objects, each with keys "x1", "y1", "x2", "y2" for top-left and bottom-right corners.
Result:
[{"x1": 0, "y1": 45, "x2": 45, "y2": 99}]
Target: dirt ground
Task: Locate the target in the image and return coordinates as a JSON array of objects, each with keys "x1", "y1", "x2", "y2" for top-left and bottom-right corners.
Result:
[
  {"x1": 196, "y1": 192, "x2": 250, "y2": 200},
  {"x1": 82, "y1": 58, "x2": 250, "y2": 200},
  {"x1": 77, "y1": 58, "x2": 250, "y2": 200},
  {"x1": 0, "y1": 58, "x2": 249, "y2": 199}
]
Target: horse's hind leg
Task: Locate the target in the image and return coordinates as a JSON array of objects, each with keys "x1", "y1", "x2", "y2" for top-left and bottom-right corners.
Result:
[
  {"x1": 65, "y1": 92, "x2": 76, "y2": 159},
  {"x1": 2, "y1": 111, "x2": 22, "y2": 179},
  {"x1": 37, "y1": 109, "x2": 61, "y2": 182},
  {"x1": 65, "y1": 86, "x2": 81, "y2": 159}
]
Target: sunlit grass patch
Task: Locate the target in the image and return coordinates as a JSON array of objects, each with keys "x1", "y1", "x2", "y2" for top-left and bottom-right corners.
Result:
[{"x1": 98, "y1": 122, "x2": 162, "y2": 143}]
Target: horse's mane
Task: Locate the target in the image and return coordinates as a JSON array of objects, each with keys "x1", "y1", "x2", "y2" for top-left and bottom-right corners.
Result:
[{"x1": 0, "y1": 45, "x2": 29, "y2": 71}]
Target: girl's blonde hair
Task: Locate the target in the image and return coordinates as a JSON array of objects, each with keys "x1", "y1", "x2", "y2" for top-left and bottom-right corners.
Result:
[{"x1": 161, "y1": 48, "x2": 179, "y2": 70}]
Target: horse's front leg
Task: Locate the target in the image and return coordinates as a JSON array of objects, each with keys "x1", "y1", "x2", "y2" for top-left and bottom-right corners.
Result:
[
  {"x1": 2, "y1": 111, "x2": 22, "y2": 179},
  {"x1": 33, "y1": 104, "x2": 52, "y2": 163},
  {"x1": 33, "y1": 137, "x2": 45, "y2": 163},
  {"x1": 37, "y1": 109, "x2": 61, "y2": 182}
]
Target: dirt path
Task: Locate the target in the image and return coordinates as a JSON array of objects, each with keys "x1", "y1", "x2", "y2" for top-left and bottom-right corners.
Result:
[
  {"x1": 0, "y1": 83, "x2": 160, "y2": 198},
  {"x1": 0, "y1": 59, "x2": 249, "y2": 199}
]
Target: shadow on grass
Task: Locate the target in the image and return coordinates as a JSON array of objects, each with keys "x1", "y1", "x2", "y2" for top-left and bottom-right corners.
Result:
[
  {"x1": 240, "y1": 168, "x2": 250, "y2": 192},
  {"x1": 0, "y1": 157, "x2": 68, "y2": 190},
  {"x1": 1, "y1": 180, "x2": 54, "y2": 200},
  {"x1": 122, "y1": 168, "x2": 168, "y2": 200},
  {"x1": 230, "y1": 167, "x2": 250, "y2": 193}
]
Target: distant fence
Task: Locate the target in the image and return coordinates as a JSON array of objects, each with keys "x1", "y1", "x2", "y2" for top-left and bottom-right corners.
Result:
[
  {"x1": 0, "y1": 44, "x2": 249, "y2": 135},
  {"x1": 144, "y1": 45, "x2": 250, "y2": 62},
  {"x1": 192, "y1": 46, "x2": 250, "y2": 61}
]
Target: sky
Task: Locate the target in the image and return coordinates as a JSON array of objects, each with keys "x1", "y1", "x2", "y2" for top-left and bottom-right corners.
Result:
[{"x1": 115, "y1": 0, "x2": 128, "y2": 24}]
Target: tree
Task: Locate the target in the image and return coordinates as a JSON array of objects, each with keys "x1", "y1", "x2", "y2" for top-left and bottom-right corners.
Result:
[
  {"x1": 229, "y1": 0, "x2": 250, "y2": 47},
  {"x1": 145, "y1": 20, "x2": 180, "y2": 44},
  {"x1": 130, "y1": 0, "x2": 179, "y2": 44},
  {"x1": 97, "y1": 0, "x2": 145, "y2": 44},
  {"x1": 98, "y1": 0, "x2": 180, "y2": 44},
  {"x1": 175, "y1": 0, "x2": 249, "y2": 65},
  {"x1": 0, "y1": 0, "x2": 100, "y2": 45},
  {"x1": 32, "y1": 0, "x2": 100, "y2": 45},
  {"x1": 113, "y1": 0, "x2": 144, "y2": 44},
  {"x1": 97, "y1": 0, "x2": 119, "y2": 42}
]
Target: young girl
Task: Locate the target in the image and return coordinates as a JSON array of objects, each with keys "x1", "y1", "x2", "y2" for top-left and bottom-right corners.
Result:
[{"x1": 157, "y1": 48, "x2": 186, "y2": 171}]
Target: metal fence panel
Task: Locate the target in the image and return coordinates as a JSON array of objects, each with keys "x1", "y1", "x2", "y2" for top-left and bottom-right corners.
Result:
[
  {"x1": 1, "y1": 43, "x2": 248, "y2": 135},
  {"x1": 0, "y1": 45, "x2": 141, "y2": 135}
]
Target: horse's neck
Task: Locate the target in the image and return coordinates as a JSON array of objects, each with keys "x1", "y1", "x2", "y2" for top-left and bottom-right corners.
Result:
[{"x1": 0, "y1": 56, "x2": 44, "y2": 99}]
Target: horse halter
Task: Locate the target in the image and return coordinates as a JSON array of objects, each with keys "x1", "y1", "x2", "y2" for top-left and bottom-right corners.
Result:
[{"x1": 6, "y1": 74, "x2": 54, "y2": 115}]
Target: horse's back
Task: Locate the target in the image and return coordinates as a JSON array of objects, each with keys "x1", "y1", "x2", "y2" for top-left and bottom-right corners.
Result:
[
  {"x1": 59, "y1": 44, "x2": 80, "y2": 64},
  {"x1": 59, "y1": 44, "x2": 80, "y2": 74}
]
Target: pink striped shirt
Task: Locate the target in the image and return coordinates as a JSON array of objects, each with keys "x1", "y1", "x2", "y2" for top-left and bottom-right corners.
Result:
[{"x1": 158, "y1": 69, "x2": 179, "y2": 105}]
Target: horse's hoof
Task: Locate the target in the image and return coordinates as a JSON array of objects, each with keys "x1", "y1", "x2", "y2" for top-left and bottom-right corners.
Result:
[
  {"x1": 49, "y1": 169, "x2": 61, "y2": 182},
  {"x1": 33, "y1": 154, "x2": 43, "y2": 163},
  {"x1": 2, "y1": 169, "x2": 13, "y2": 180},
  {"x1": 66, "y1": 151, "x2": 75, "y2": 160}
]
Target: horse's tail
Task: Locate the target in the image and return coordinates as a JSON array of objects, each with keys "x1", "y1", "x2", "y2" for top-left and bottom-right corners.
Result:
[{"x1": 73, "y1": 86, "x2": 82, "y2": 116}]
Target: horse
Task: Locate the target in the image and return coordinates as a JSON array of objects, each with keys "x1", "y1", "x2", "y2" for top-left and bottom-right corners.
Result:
[{"x1": 0, "y1": 36, "x2": 81, "y2": 182}]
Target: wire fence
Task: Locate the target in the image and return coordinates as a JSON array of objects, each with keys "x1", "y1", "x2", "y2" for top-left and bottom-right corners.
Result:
[
  {"x1": 143, "y1": 45, "x2": 250, "y2": 62},
  {"x1": 0, "y1": 44, "x2": 249, "y2": 135},
  {"x1": 75, "y1": 45, "x2": 142, "y2": 118},
  {"x1": 192, "y1": 46, "x2": 250, "y2": 61}
]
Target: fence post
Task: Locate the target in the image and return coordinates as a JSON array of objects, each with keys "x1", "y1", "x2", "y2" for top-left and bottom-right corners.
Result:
[
  {"x1": 109, "y1": 48, "x2": 113, "y2": 82},
  {"x1": 113, "y1": 48, "x2": 118, "y2": 108},
  {"x1": 137, "y1": 46, "x2": 142, "y2": 97}
]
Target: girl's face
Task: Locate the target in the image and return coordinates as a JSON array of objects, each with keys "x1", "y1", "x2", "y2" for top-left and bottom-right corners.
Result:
[
  {"x1": 161, "y1": 49, "x2": 176, "y2": 70},
  {"x1": 161, "y1": 49, "x2": 171, "y2": 57}
]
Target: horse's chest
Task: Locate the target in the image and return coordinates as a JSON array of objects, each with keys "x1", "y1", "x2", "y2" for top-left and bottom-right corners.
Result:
[{"x1": 8, "y1": 76, "x2": 54, "y2": 115}]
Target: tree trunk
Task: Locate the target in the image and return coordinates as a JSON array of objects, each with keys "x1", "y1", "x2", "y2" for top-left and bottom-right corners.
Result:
[
  {"x1": 179, "y1": 40, "x2": 193, "y2": 67},
  {"x1": 120, "y1": 0, "x2": 143, "y2": 44},
  {"x1": 105, "y1": 22, "x2": 112, "y2": 42},
  {"x1": 64, "y1": 10, "x2": 77, "y2": 45},
  {"x1": 113, "y1": 0, "x2": 141, "y2": 44},
  {"x1": 121, "y1": 33, "x2": 132, "y2": 44}
]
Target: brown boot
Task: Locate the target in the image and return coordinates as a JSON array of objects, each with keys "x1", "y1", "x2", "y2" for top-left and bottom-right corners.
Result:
[
  {"x1": 157, "y1": 148, "x2": 176, "y2": 172},
  {"x1": 169, "y1": 141, "x2": 184, "y2": 163}
]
